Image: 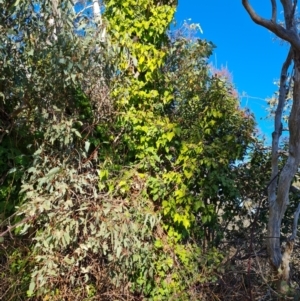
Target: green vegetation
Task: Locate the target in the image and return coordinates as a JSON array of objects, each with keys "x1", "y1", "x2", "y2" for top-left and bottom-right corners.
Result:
[{"x1": 1, "y1": 0, "x2": 298, "y2": 300}]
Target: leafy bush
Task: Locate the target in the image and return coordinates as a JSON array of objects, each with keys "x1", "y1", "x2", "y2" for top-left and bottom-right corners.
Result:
[{"x1": 0, "y1": 0, "x2": 258, "y2": 300}]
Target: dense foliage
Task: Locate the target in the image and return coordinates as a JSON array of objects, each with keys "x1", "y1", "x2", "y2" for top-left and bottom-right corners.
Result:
[{"x1": 0, "y1": 0, "x2": 282, "y2": 300}]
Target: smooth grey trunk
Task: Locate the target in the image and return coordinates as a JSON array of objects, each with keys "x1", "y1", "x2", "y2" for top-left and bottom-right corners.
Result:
[
  {"x1": 242, "y1": 0, "x2": 300, "y2": 290},
  {"x1": 267, "y1": 48, "x2": 292, "y2": 269},
  {"x1": 268, "y1": 48, "x2": 292, "y2": 207}
]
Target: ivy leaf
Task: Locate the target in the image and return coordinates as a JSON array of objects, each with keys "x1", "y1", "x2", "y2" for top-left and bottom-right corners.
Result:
[{"x1": 183, "y1": 169, "x2": 193, "y2": 179}]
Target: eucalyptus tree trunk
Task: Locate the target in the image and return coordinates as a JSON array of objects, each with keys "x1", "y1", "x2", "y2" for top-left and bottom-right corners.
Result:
[{"x1": 242, "y1": 0, "x2": 300, "y2": 291}]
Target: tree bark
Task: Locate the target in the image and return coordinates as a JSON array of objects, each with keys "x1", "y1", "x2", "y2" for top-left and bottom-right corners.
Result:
[
  {"x1": 267, "y1": 48, "x2": 293, "y2": 269},
  {"x1": 242, "y1": 0, "x2": 300, "y2": 291},
  {"x1": 268, "y1": 48, "x2": 292, "y2": 209}
]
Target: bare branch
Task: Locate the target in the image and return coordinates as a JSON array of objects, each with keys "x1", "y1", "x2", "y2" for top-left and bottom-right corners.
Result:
[
  {"x1": 74, "y1": 4, "x2": 94, "y2": 19},
  {"x1": 271, "y1": 0, "x2": 277, "y2": 23},
  {"x1": 242, "y1": 0, "x2": 300, "y2": 50},
  {"x1": 0, "y1": 216, "x2": 33, "y2": 238}
]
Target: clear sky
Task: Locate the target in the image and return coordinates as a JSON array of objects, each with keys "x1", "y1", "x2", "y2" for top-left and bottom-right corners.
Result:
[{"x1": 175, "y1": 1, "x2": 290, "y2": 140}]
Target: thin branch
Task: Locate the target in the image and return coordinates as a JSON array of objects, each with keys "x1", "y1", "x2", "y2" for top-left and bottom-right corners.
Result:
[
  {"x1": 0, "y1": 216, "x2": 33, "y2": 238},
  {"x1": 74, "y1": 4, "x2": 94, "y2": 19},
  {"x1": 271, "y1": 0, "x2": 277, "y2": 23}
]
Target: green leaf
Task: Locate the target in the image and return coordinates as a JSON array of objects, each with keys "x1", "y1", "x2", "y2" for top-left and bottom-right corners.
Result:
[
  {"x1": 27, "y1": 281, "x2": 35, "y2": 297},
  {"x1": 13, "y1": 0, "x2": 21, "y2": 7},
  {"x1": 46, "y1": 167, "x2": 61, "y2": 178},
  {"x1": 59, "y1": 58, "x2": 66, "y2": 64},
  {"x1": 85, "y1": 141, "x2": 90, "y2": 153},
  {"x1": 8, "y1": 167, "x2": 17, "y2": 174},
  {"x1": 71, "y1": 73, "x2": 77, "y2": 83},
  {"x1": 27, "y1": 49, "x2": 34, "y2": 56},
  {"x1": 99, "y1": 169, "x2": 108, "y2": 181},
  {"x1": 183, "y1": 169, "x2": 193, "y2": 179},
  {"x1": 116, "y1": 245, "x2": 122, "y2": 258},
  {"x1": 166, "y1": 131, "x2": 175, "y2": 142}
]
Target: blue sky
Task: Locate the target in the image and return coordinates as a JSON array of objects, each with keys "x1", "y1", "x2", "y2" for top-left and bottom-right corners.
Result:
[{"x1": 175, "y1": 1, "x2": 290, "y2": 139}]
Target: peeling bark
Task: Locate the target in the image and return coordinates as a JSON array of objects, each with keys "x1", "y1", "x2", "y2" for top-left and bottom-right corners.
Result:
[{"x1": 278, "y1": 240, "x2": 294, "y2": 292}]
